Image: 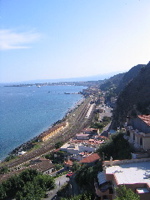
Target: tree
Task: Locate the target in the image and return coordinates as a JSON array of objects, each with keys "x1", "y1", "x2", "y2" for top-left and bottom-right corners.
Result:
[
  {"x1": 19, "y1": 168, "x2": 39, "y2": 182},
  {"x1": 0, "y1": 169, "x2": 55, "y2": 200},
  {"x1": 0, "y1": 166, "x2": 9, "y2": 174},
  {"x1": 33, "y1": 174, "x2": 55, "y2": 191},
  {"x1": 97, "y1": 132, "x2": 131, "y2": 160},
  {"x1": 114, "y1": 185, "x2": 140, "y2": 200},
  {"x1": 4, "y1": 154, "x2": 17, "y2": 162},
  {"x1": 55, "y1": 141, "x2": 63, "y2": 149},
  {"x1": 45, "y1": 150, "x2": 67, "y2": 164},
  {"x1": 61, "y1": 192, "x2": 93, "y2": 200},
  {"x1": 0, "y1": 184, "x2": 6, "y2": 199},
  {"x1": 3, "y1": 175, "x2": 24, "y2": 197},
  {"x1": 75, "y1": 161, "x2": 102, "y2": 190},
  {"x1": 15, "y1": 182, "x2": 45, "y2": 200},
  {"x1": 72, "y1": 161, "x2": 81, "y2": 172}
]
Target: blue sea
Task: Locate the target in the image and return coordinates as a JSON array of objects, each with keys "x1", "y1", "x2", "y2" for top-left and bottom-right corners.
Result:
[{"x1": 0, "y1": 85, "x2": 85, "y2": 160}]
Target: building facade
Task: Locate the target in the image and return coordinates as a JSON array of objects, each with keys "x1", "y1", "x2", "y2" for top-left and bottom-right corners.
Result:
[{"x1": 125, "y1": 115, "x2": 150, "y2": 151}]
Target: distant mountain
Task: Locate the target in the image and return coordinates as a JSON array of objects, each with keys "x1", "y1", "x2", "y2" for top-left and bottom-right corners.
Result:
[
  {"x1": 39, "y1": 71, "x2": 123, "y2": 83},
  {"x1": 0, "y1": 71, "x2": 121, "y2": 85},
  {"x1": 111, "y1": 62, "x2": 150, "y2": 129}
]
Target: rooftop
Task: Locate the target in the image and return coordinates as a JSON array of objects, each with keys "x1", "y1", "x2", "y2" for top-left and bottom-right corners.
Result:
[
  {"x1": 138, "y1": 115, "x2": 150, "y2": 126},
  {"x1": 82, "y1": 128, "x2": 98, "y2": 132},
  {"x1": 76, "y1": 133, "x2": 90, "y2": 137},
  {"x1": 64, "y1": 159, "x2": 73, "y2": 166},
  {"x1": 29, "y1": 158, "x2": 54, "y2": 172},
  {"x1": 106, "y1": 160, "x2": 150, "y2": 187},
  {"x1": 79, "y1": 153, "x2": 100, "y2": 164}
]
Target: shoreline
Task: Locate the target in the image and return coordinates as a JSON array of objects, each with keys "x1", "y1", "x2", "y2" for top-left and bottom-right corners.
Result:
[
  {"x1": 4, "y1": 96, "x2": 85, "y2": 161},
  {"x1": 0, "y1": 94, "x2": 93, "y2": 170}
]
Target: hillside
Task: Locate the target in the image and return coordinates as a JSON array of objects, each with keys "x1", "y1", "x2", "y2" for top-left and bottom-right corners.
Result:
[
  {"x1": 100, "y1": 73, "x2": 125, "y2": 92},
  {"x1": 111, "y1": 61, "x2": 150, "y2": 129},
  {"x1": 100, "y1": 64, "x2": 145, "y2": 95},
  {"x1": 115, "y1": 64, "x2": 145, "y2": 94}
]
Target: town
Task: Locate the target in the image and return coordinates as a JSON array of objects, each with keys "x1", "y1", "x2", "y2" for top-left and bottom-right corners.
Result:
[{"x1": 0, "y1": 63, "x2": 150, "y2": 200}]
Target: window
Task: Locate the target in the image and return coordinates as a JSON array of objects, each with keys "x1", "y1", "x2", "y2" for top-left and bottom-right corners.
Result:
[{"x1": 133, "y1": 133, "x2": 135, "y2": 140}]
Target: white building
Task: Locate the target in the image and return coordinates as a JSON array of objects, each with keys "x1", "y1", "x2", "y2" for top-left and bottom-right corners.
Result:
[
  {"x1": 95, "y1": 158, "x2": 150, "y2": 200},
  {"x1": 60, "y1": 142, "x2": 96, "y2": 155}
]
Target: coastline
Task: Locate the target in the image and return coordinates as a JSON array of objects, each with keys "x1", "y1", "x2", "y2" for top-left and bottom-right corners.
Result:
[
  {"x1": 0, "y1": 84, "x2": 87, "y2": 162},
  {"x1": 5, "y1": 96, "x2": 85, "y2": 161},
  {"x1": 0, "y1": 92, "x2": 93, "y2": 170}
]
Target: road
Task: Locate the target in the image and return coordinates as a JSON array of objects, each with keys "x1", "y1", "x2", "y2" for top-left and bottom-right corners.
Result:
[
  {"x1": 100, "y1": 105, "x2": 113, "y2": 137},
  {"x1": 43, "y1": 175, "x2": 69, "y2": 200}
]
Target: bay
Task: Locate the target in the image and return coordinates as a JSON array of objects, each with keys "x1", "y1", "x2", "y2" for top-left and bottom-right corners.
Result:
[{"x1": 0, "y1": 85, "x2": 85, "y2": 160}]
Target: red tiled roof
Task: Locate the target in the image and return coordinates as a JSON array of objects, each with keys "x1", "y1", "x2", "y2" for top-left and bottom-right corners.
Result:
[
  {"x1": 138, "y1": 115, "x2": 150, "y2": 126},
  {"x1": 64, "y1": 159, "x2": 73, "y2": 166},
  {"x1": 79, "y1": 153, "x2": 100, "y2": 164}
]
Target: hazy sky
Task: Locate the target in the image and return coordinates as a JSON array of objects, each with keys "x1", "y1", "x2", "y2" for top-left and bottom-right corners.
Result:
[{"x1": 0, "y1": 0, "x2": 150, "y2": 83}]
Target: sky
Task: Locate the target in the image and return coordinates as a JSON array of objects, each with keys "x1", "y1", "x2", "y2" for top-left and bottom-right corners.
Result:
[{"x1": 0, "y1": 0, "x2": 150, "y2": 83}]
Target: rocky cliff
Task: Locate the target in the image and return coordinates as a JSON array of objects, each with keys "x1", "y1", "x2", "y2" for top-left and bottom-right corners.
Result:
[{"x1": 111, "y1": 61, "x2": 150, "y2": 129}]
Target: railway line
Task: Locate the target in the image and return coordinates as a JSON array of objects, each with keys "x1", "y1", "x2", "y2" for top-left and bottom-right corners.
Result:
[{"x1": 0, "y1": 97, "x2": 95, "y2": 171}]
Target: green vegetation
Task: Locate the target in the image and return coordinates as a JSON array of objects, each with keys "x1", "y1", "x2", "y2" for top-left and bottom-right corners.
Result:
[
  {"x1": 72, "y1": 161, "x2": 81, "y2": 172},
  {"x1": 4, "y1": 154, "x2": 18, "y2": 162},
  {"x1": 105, "y1": 87, "x2": 117, "y2": 103},
  {"x1": 91, "y1": 116, "x2": 111, "y2": 131},
  {"x1": 54, "y1": 163, "x2": 63, "y2": 170},
  {"x1": 0, "y1": 169, "x2": 55, "y2": 200},
  {"x1": 0, "y1": 166, "x2": 9, "y2": 174},
  {"x1": 97, "y1": 132, "x2": 132, "y2": 160},
  {"x1": 57, "y1": 182, "x2": 70, "y2": 198},
  {"x1": 103, "y1": 116, "x2": 111, "y2": 123},
  {"x1": 90, "y1": 122, "x2": 104, "y2": 129},
  {"x1": 55, "y1": 141, "x2": 63, "y2": 149},
  {"x1": 32, "y1": 143, "x2": 41, "y2": 150},
  {"x1": 111, "y1": 63, "x2": 150, "y2": 129},
  {"x1": 75, "y1": 161, "x2": 102, "y2": 191},
  {"x1": 137, "y1": 100, "x2": 150, "y2": 114},
  {"x1": 114, "y1": 185, "x2": 140, "y2": 200},
  {"x1": 45, "y1": 150, "x2": 67, "y2": 164},
  {"x1": 61, "y1": 192, "x2": 93, "y2": 200}
]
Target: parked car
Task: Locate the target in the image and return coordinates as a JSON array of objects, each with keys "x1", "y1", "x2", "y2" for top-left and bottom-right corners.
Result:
[{"x1": 66, "y1": 172, "x2": 74, "y2": 177}]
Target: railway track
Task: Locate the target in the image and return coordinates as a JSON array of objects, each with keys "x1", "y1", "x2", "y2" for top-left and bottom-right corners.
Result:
[{"x1": 0, "y1": 97, "x2": 95, "y2": 170}]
